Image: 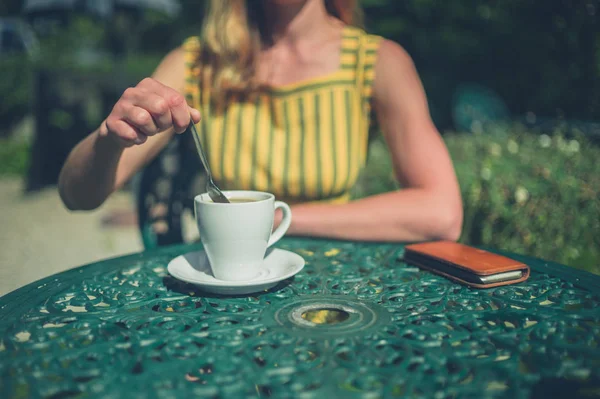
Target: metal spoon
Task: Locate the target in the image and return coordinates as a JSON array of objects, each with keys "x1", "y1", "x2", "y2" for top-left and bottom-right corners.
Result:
[{"x1": 189, "y1": 122, "x2": 230, "y2": 203}]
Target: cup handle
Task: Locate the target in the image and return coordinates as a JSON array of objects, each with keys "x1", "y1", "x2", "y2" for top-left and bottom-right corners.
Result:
[{"x1": 268, "y1": 201, "x2": 292, "y2": 247}]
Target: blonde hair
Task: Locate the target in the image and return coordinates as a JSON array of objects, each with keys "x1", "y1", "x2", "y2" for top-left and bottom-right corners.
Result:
[{"x1": 199, "y1": 0, "x2": 364, "y2": 98}]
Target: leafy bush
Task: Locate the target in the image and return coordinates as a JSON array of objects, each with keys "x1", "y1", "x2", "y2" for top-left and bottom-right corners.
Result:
[
  {"x1": 0, "y1": 139, "x2": 30, "y2": 176},
  {"x1": 0, "y1": 55, "x2": 34, "y2": 136},
  {"x1": 354, "y1": 127, "x2": 600, "y2": 274},
  {"x1": 0, "y1": 14, "x2": 163, "y2": 138},
  {"x1": 361, "y1": 0, "x2": 600, "y2": 130}
]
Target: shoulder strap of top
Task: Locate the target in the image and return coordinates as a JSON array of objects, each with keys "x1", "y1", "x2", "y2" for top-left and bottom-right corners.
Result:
[
  {"x1": 352, "y1": 28, "x2": 383, "y2": 130},
  {"x1": 182, "y1": 36, "x2": 202, "y2": 107}
]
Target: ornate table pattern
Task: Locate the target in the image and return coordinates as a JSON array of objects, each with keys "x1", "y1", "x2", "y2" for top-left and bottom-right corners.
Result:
[{"x1": 1, "y1": 238, "x2": 599, "y2": 398}]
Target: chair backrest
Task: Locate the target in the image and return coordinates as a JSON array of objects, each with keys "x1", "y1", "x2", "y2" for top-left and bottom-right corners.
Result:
[{"x1": 136, "y1": 133, "x2": 205, "y2": 250}]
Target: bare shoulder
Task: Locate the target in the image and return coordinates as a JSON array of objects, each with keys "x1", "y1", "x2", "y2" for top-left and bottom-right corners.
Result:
[
  {"x1": 376, "y1": 39, "x2": 414, "y2": 68},
  {"x1": 372, "y1": 39, "x2": 429, "y2": 114},
  {"x1": 374, "y1": 39, "x2": 419, "y2": 89},
  {"x1": 151, "y1": 46, "x2": 187, "y2": 94}
]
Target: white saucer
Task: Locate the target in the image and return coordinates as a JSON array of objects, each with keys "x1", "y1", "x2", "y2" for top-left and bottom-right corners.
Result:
[{"x1": 167, "y1": 249, "x2": 305, "y2": 295}]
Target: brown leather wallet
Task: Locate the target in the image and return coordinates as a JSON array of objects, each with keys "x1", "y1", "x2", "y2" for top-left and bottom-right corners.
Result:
[{"x1": 403, "y1": 241, "x2": 530, "y2": 288}]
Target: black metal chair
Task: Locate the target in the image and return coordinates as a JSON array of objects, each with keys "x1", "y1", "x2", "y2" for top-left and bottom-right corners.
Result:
[{"x1": 136, "y1": 132, "x2": 205, "y2": 250}]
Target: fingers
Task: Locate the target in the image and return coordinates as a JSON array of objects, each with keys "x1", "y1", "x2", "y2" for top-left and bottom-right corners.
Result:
[
  {"x1": 189, "y1": 107, "x2": 202, "y2": 124},
  {"x1": 168, "y1": 93, "x2": 192, "y2": 134},
  {"x1": 121, "y1": 106, "x2": 159, "y2": 136},
  {"x1": 137, "y1": 78, "x2": 193, "y2": 133},
  {"x1": 105, "y1": 77, "x2": 202, "y2": 147},
  {"x1": 104, "y1": 118, "x2": 146, "y2": 146},
  {"x1": 128, "y1": 92, "x2": 173, "y2": 133}
]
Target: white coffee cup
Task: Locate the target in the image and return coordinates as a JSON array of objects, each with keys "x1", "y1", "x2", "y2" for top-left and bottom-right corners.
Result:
[{"x1": 194, "y1": 190, "x2": 292, "y2": 281}]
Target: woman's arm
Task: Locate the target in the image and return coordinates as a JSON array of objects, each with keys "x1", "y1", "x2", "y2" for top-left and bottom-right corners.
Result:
[
  {"x1": 285, "y1": 40, "x2": 463, "y2": 242},
  {"x1": 58, "y1": 48, "x2": 201, "y2": 211}
]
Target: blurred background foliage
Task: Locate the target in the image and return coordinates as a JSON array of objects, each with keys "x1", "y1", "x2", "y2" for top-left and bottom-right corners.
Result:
[
  {"x1": 2, "y1": 0, "x2": 599, "y2": 135},
  {"x1": 354, "y1": 129, "x2": 600, "y2": 275},
  {"x1": 362, "y1": 0, "x2": 600, "y2": 131},
  {"x1": 0, "y1": 0, "x2": 598, "y2": 272}
]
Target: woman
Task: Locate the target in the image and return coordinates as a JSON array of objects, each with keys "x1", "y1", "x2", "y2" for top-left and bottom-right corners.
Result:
[{"x1": 58, "y1": 0, "x2": 463, "y2": 242}]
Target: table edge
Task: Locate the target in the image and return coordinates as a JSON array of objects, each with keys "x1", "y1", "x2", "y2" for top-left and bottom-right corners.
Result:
[
  {"x1": 484, "y1": 246, "x2": 600, "y2": 293},
  {"x1": 1, "y1": 240, "x2": 599, "y2": 320}
]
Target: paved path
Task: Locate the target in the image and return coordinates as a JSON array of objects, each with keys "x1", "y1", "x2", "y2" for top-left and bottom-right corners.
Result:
[{"x1": 0, "y1": 178, "x2": 143, "y2": 296}]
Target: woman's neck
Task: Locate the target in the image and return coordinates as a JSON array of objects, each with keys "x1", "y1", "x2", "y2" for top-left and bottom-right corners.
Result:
[{"x1": 264, "y1": 0, "x2": 335, "y2": 45}]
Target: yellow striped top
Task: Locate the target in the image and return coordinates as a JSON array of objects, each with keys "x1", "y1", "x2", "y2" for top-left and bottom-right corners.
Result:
[{"x1": 183, "y1": 26, "x2": 382, "y2": 204}]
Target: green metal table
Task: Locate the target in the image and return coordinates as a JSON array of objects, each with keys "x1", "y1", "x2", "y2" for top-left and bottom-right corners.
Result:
[{"x1": 1, "y1": 238, "x2": 599, "y2": 398}]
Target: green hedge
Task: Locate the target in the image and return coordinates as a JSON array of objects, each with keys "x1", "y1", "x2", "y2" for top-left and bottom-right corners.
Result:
[
  {"x1": 361, "y1": 0, "x2": 600, "y2": 130},
  {"x1": 0, "y1": 139, "x2": 30, "y2": 176},
  {"x1": 0, "y1": 55, "x2": 34, "y2": 136},
  {"x1": 354, "y1": 127, "x2": 600, "y2": 275}
]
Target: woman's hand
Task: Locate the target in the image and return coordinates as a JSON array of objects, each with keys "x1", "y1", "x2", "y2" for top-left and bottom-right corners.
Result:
[
  {"x1": 99, "y1": 77, "x2": 201, "y2": 148},
  {"x1": 59, "y1": 47, "x2": 193, "y2": 211}
]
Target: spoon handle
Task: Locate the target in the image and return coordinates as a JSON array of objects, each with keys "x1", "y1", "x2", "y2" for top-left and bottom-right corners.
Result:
[{"x1": 189, "y1": 122, "x2": 212, "y2": 179}]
